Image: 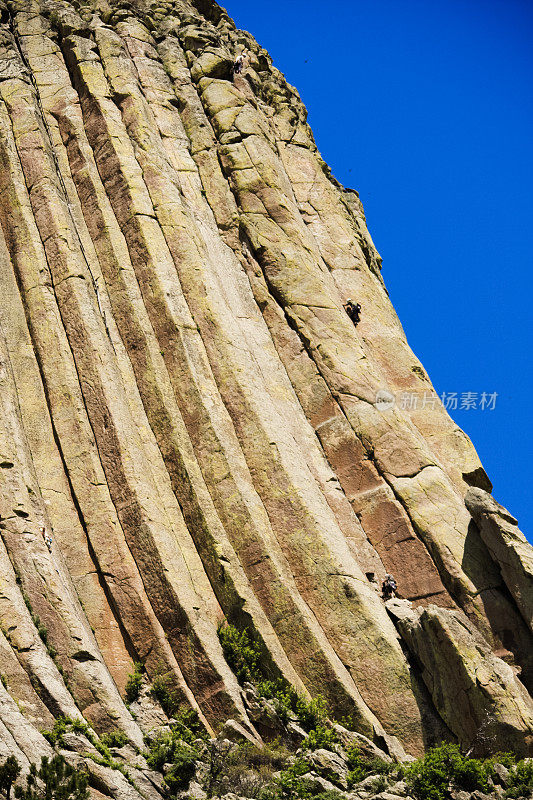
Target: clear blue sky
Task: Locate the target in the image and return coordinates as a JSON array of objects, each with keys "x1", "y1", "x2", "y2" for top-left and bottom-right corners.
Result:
[{"x1": 222, "y1": 0, "x2": 533, "y2": 540}]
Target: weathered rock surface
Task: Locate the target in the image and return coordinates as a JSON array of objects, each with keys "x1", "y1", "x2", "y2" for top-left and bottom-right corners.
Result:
[
  {"x1": 0, "y1": 0, "x2": 530, "y2": 783},
  {"x1": 466, "y1": 488, "x2": 533, "y2": 633},
  {"x1": 308, "y1": 747, "x2": 350, "y2": 788},
  {"x1": 386, "y1": 600, "x2": 533, "y2": 756}
]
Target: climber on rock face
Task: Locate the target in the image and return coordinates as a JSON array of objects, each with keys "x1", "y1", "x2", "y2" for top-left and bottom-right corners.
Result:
[
  {"x1": 382, "y1": 574, "x2": 397, "y2": 600},
  {"x1": 344, "y1": 298, "x2": 361, "y2": 327},
  {"x1": 233, "y1": 50, "x2": 246, "y2": 76},
  {"x1": 40, "y1": 525, "x2": 53, "y2": 553}
]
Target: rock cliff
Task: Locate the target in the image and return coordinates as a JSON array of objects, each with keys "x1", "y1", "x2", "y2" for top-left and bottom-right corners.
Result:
[{"x1": 0, "y1": 0, "x2": 531, "y2": 794}]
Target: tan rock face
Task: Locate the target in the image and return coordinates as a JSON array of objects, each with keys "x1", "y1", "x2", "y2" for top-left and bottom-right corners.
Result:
[
  {"x1": 0, "y1": 0, "x2": 530, "y2": 767},
  {"x1": 386, "y1": 600, "x2": 533, "y2": 756},
  {"x1": 466, "y1": 488, "x2": 533, "y2": 634}
]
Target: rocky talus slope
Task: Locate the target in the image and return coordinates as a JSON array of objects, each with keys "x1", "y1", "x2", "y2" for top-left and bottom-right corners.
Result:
[{"x1": 0, "y1": 0, "x2": 531, "y2": 795}]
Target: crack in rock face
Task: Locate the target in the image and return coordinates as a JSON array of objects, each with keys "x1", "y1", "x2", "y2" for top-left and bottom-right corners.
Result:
[{"x1": 0, "y1": 0, "x2": 531, "y2": 791}]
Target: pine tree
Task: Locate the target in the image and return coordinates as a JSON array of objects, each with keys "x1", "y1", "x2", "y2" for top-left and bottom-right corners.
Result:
[
  {"x1": 14, "y1": 755, "x2": 88, "y2": 800},
  {"x1": 0, "y1": 756, "x2": 21, "y2": 800}
]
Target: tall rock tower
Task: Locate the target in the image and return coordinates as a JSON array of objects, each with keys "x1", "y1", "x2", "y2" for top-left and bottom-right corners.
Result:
[{"x1": 0, "y1": 0, "x2": 531, "y2": 790}]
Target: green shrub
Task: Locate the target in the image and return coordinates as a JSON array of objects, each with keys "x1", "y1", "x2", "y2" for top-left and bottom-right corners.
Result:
[
  {"x1": 40, "y1": 716, "x2": 137, "y2": 785},
  {"x1": 41, "y1": 716, "x2": 134, "y2": 769},
  {"x1": 257, "y1": 680, "x2": 327, "y2": 734},
  {"x1": 204, "y1": 740, "x2": 291, "y2": 798},
  {"x1": 100, "y1": 730, "x2": 128, "y2": 749},
  {"x1": 36, "y1": 622, "x2": 48, "y2": 646},
  {"x1": 303, "y1": 725, "x2": 338, "y2": 751},
  {"x1": 0, "y1": 755, "x2": 21, "y2": 800},
  {"x1": 163, "y1": 745, "x2": 197, "y2": 793},
  {"x1": 256, "y1": 680, "x2": 295, "y2": 724},
  {"x1": 368, "y1": 774, "x2": 389, "y2": 794},
  {"x1": 42, "y1": 716, "x2": 70, "y2": 747},
  {"x1": 235, "y1": 740, "x2": 291, "y2": 775},
  {"x1": 69, "y1": 718, "x2": 90, "y2": 737},
  {"x1": 146, "y1": 731, "x2": 198, "y2": 792},
  {"x1": 489, "y1": 752, "x2": 518, "y2": 769},
  {"x1": 82, "y1": 751, "x2": 132, "y2": 784},
  {"x1": 93, "y1": 739, "x2": 113, "y2": 762},
  {"x1": 217, "y1": 622, "x2": 262, "y2": 685},
  {"x1": 145, "y1": 731, "x2": 172, "y2": 772},
  {"x1": 346, "y1": 746, "x2": 393, "y2": 787},
  {"x1": 217, "y1": 622, "x2": 331, "y2": 736},
  {"x1": 505, "y1": 759, "x2": 533, "y2": 798},
  {"x1": 150, "y1": 672, "x2": 184, "y2": 718},
  {"x1": 294, "y1": 695, "x2": 328, "y2": 733},
  {"x1": 22, "y1": 593, "x2": 33, "y2": 615},
  {"x1": 149, "y1": 677, "x2": 208, "y2": 742},
  {"x1": 338, "y1": 714, "x2": 359, "y2": 732},
  {"x1": 311, "y1": 793, "x2": 345, "y2": 800},
  {"x1": 404, "y1": 743, "x2": 493, "y2": 800},
  {"x1": 453, "y1": 755, "x2": 492, "y2": 792},
  {"x1": 275, "y1": 757, "x2": 312, "y2": 799},
  {"x1": 14, "y1": 755, "x2": 88, "y2": 800},
  {"x1": 146, "y1": 730, "x2": 198, "y2": 772},
  {"x1": 145, "y1": 707, "x2": 206, "y2": 778},
  {"x1": 58, "y1": 716, "x2": 113, "y2": 761},
  {"x1": 124, "y1": 661, "x2": 144, "y2": 704},
  {"x1": 172, "y1": 706, "x2": 207, "y2": 744}
]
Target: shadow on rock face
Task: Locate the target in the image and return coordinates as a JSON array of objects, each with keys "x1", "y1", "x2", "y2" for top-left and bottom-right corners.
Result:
[{"x1": 461, "y1": 519, "x2": 533, "y2": 692}]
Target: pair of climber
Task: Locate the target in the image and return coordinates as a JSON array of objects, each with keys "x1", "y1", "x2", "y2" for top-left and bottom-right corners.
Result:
[
  {"x1": 40, "y1": 525, "x2": 52, "y2": 553},
  {"x1": 344, "y1": 298, "x2": 361, "y2": 327}
]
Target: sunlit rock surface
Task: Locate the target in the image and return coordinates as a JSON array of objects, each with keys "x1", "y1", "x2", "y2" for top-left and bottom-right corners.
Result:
[{"x1": 0, "y1": 0, "x2": 531, "y2": 788}]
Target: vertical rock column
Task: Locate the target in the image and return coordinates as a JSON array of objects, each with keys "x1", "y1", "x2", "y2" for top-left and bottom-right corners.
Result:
[{"x1": 0, "y1": 8, "x2": 252, "y2": 730}]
